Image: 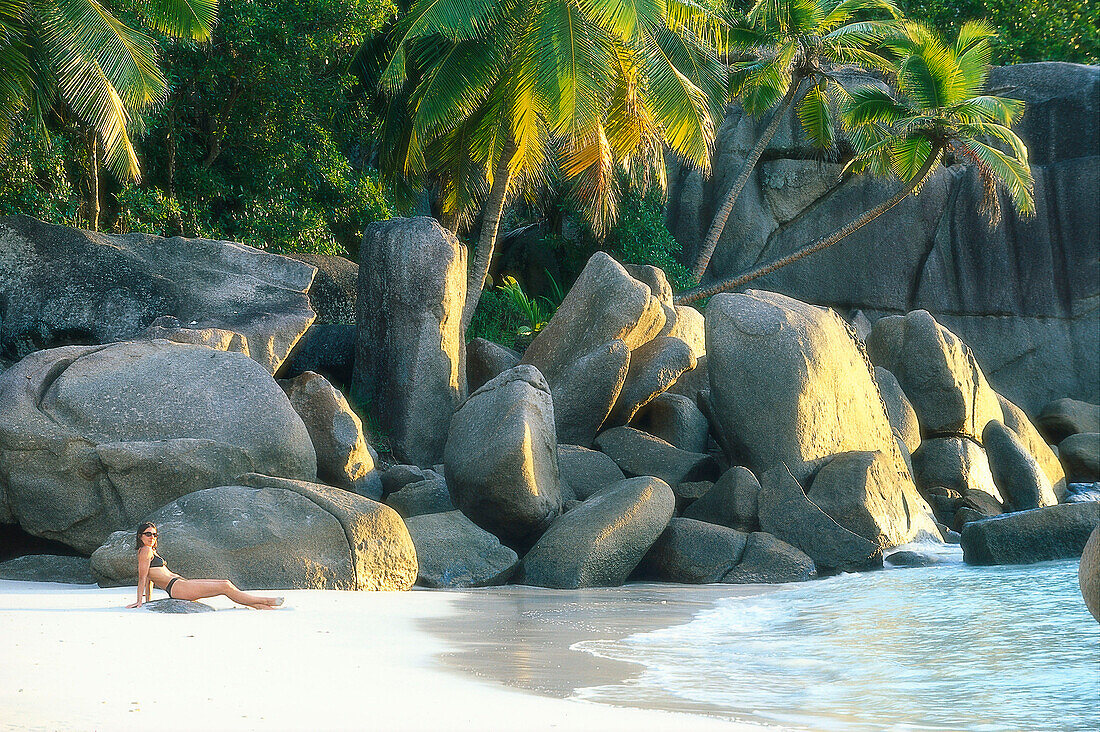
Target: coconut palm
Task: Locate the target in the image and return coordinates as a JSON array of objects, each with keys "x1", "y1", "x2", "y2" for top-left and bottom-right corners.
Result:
[
  {"x1": 675, "y1": 21, "x2": 1034, "y2": 304},
  {"x1": 372, "y1": 0, "x2": 727, "y2": 330},
  {"x1": 688, "y1": 0, "x2": 903, "y2": 281}
]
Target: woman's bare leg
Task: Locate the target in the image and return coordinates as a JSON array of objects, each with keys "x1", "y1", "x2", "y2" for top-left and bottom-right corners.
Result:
[{"x1": 170, "y1": 579, "x2": 280, "y2": 608}]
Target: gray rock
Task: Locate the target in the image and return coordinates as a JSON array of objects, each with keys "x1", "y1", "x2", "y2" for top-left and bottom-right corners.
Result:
[
  {"x1": 380, "y1": 465, "x2": 444, "y2": 498},
  {"x1": 0, "y1": 215, "x2": 316, "y2": 374},
  {"x1": 385, "y1": 478, "x2": 454, "y2": 518},
  {"x1": 866, "y1": 311, "x2": 1002, "y2": 441},
  {"x1": 140, "y1": 315, "x2": 251, "y2": 358},
  {"x1": 280, "y1": 371, "x2": 381, "y2": 500},
  {"x1": 668, "y1": 355, "x2": 709, "y2": 402},
  {"x1": 674, "y1": 481, "x2": 714, "y2": 513},
  {"x1": 353, "y1": 217, "x2": 467, "y2": 467},
  {"x1": 1059, "y1": 433, "x2": 1100, "y2": 483},
  {"x1": 885, "y1": 550, "x2": 948, "y2": 567},
  {"x1": 285, "y1": 253, "x2": 358, "y2": 324},
  {"x1": 998, "y1": 394, "x2": 1067, "y2": 501},
  {"x1": 278, "y1": 324, "x2": 355, "y2": 390},
  {"x1": 91, "y1": 474, "x2": 418, "y2": 590},
  {"x1": 721, "y1": 532, "x2": 817, "y2": 584},
  {"x1": 637, "y1": 518, "x2": 748, "y2": 583},
  {"x1": 954, "y1": 506, "x2": 989, "y2": 530},
  {"x1": 630, "y1": 392, "x2": 710, "y2": 454},
  {"x1": 403, "y1": 511, "x2": 518, "y2": 588},
  {"x1": 757, "y1": 464, "x2": 883, "y2": 572},
  {"x1": 466, "y1": 338, "x2": 521, "y2": 393},
  {"x1": 1081, "y1": 527, "x2": 1100, "y2": 622},
  {"x1": 912, "y1": 437, "x2": 1002, "y2": 504},
  {"x1": 0, "y1": 555, "x2": 94, "y2": 584},
  {"x1": 594, "y1": 427, "x2": 720, "y2": 487},
  {"x1": 807, "y1": 450, "x2": 940, "y2": 549},
  {"x1": 444, "y1": 366, "x2": 561, "y2": 548},
  {"x1": 143, "y1": 599, "x2": 215, "y2": 613},
  {"x1": 557, "y1": 445, "x2": 626, "y2": 501},
  {"x1": 0, "y1": 340, "x2": 317, "y2": 554},
  {"x1": 623, "y1": 263, "x2": 676, "y2": 336},
  {"x1": 514, "y1": 476, "x2": 675, "y2": 588},
  {"x1": 982, "y1": 421, "x2": 1056, "y2": 511},
  {"x1": 550, "y1": 340, "x2": 630, "y2": 447},
  {"x1": 1038, "y1": 399, "x2": 1100, "y2": 444},
  {"x1": 668, "y1": 305, "x2": 706, "y2": 358},
  {"x1": 683, "y1": 466, "x2": 761, "y2": 531},
  {"x1": 608, "y1": 337, "x2": 696, "y2": 425},
  {"x1": 962, "y1": 490, "x2": 1005, "y2": 517},
  {"x1": 875, "y1": 366, "x2": 921, "y2": 455},
  {"x1": 960, "y1": 503, "x2": 1100, "y2": 566},
  {"x1": 706, "y1": 291, "x2": 911, "y2": 485}
]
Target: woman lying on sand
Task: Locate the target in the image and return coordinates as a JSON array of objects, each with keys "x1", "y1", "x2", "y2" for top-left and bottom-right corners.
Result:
[{"x1": 126, "y1": 522, "x2": 283, "y2": 610}]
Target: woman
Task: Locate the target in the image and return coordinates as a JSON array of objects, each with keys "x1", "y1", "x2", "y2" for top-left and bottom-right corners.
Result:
[{"x1": 126, "y1": 522, "x2": 283, "y2": 609}]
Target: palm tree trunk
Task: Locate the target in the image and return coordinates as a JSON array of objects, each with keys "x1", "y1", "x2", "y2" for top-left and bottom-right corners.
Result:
[
  {"x1": 87, "y1": 130, "x2": 100, "y2": 231},
  {"x1": 461, "y1": 138, "x2": 517, "y2": 332},
  {"x1": 675, "y1": 143, "x2": 943, "y2": 305},
  {"x1": 690, "y1": 76, "x2": 805, "y2": 281}
]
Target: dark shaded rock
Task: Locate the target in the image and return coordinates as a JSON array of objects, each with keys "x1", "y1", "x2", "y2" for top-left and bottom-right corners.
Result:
[
  {"x1": 721, "y1": 532, "x2": 817, "y2": 584},
  {"x1": 1081, "y1": 527, "x2": 1100, "y2": 622},
  {"x1": 1038, "y1": 399, "x2": 1100, "y2": 444},
  {"x1": 757, "y1": 464, "x2": 883, "y2": 572},
  {"x1": 467, "y1": 338, "x2": 521, "y2": 393},
  {"x1": 143, "y1": 599, "x2": 215, "y2": 613},
  {"x1": 380, "y1": 465, "x2": 443, "y2": 498},
  {"x1": 912, "y1": 437, "x2": 1001, "y2": 503},
  {"x1": 983, "y1": 421, "x2": 1056, "y2": 511},
  {"x1": 636, "y1": 518, "x2": 748, "y2": 583},
  {"x1": 550, "y1": 340, "x2": 630, "y2": 447},
  {"x1": 0, "y1": 341, "x2": 316, "y2": 554},
  {"x1": 674, "y1": 481, "x2": 713, "y2": 513},
  {"x1": 631, "y1": 392, "x2": 710, "y2": 454},
  {"x1": 444, "y1": 366, "x2": 560, "y2": 548},
  {"x1": 875, "y1": 366, "x2": 921, "y2": 455},
  {"x1": 557, "y1": 445, "x2": 626, "y2": 501},
  {"x1": 885, "y1": 550, "x2": 947, "y2": 567},
  {"x1": 285, "y1": 253, "x2": 358, "y2": 324},
  {"x1": 1059, "y1": 433, "x2": 1100, "y2": 483},
  {"x1": 607, "y1": 337, "x2": 696, "y2": 425},
  {"x1": 385, "y1": 478, "x2": 454, "y2": 518},
  {"x1": 354, "y1": 217, "x2": 466, "y2": 467},
  {"x1": 961, "y1": 503, "x2": 1100, "y2": 565},
  {"x1": 962, "y1": 490, "x2": 1005, "y2": 516},
  {"x1": 594, "y1": 427, "x2": 720, "y2": 487},
  {"x1": 514, "y1": 476, "x2": 675, "y2": 588},
  {"x1": 403, "y1": 511, "x2": 518, "y2": 588},
  {"x1": 668, "y1": 355, "x2": 709, "y2": 401},
  {"x1": 683, "y1": 466, "x2": 761, "y2": 531},
  {"x1": 0, "y1": 555, "x2": 94, "y2": 584},
  {"x1": 0, "y1": 215, "x2": 316, "y2": 374},
  {"x1": 278, "y1": 324, "x2": 355, "y2": 390},
  {"x1": 998, "y1": 394, "x2": 1067, "y2": 501},
  {"x1": 953, "y1": 506, "x2": 988, "y2": 530}
]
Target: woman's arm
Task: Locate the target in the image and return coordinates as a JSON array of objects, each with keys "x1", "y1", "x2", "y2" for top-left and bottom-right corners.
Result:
[{"x1": 128, "y1": 547, "x2": 152, "y2": 608}]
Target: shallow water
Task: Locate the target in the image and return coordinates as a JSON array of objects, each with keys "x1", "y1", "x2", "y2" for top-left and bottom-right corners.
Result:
[{"x1": 574, "y1": 546, "x2": 1099, "y2": 731}]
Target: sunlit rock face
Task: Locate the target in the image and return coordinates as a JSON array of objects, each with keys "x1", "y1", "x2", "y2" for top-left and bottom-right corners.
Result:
[
  {"x1": 353, "y1": 217, "x2": 466, "y2": 467},
  {"x1": 998, "y1": 394, "x2": 1066, "y2": 500},
  {"x1": 444, "y1": 365, "x2": 561, "y2": 549},
  {"x1": 91, "y1": 474, "x2": 418, "y2": 591},
  {"x1": 1081, "y1": 527, "x2": 1100, "y2": 622},
  {"x1": 0, "y1": 215, "x2": 317, "y2": 374},
  {"x1": 0, "y1": 340, "x2": 317, "y2": 554}
]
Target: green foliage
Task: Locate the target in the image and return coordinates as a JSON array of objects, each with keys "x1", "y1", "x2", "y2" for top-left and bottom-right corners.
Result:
[
  {"x1": 467, "y1": 287, "x2": 529, "y2": 349},
  {"x1": 604, "y1": 187, "x2": 694, "y2": 291},
  {"x1": 0, "y1": 124, "x2": 81, "y2": 223}
]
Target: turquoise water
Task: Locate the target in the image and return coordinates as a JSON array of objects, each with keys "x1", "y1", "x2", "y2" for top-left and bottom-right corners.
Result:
[{"x1": 574, "y1": 547, "x2": 1100, "y2": 731}]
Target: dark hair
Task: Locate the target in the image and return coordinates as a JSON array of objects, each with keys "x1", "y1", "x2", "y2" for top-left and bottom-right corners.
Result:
[{"x1": 135, "y1": 522, "x2": 157, "y2": 550}]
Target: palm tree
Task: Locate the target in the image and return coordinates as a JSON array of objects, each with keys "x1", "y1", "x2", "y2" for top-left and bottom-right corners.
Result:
[
  {"x1": 688, "y1": 0, "x2": 903, "y2": 281},
  {"x1": 371, "y1": 0, "x2": 727, "y2": 331},
  {"x1": 0, "y1": 0, "x2": 217, "y2": 227},
  {"x1": 675, "y1": 21, "x2": 1034, "y2": 304}
]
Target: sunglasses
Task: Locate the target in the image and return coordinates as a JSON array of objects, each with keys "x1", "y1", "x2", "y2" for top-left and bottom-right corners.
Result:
[{"x1": 141, "y1": 531, "x2": 157, "y2": 537}]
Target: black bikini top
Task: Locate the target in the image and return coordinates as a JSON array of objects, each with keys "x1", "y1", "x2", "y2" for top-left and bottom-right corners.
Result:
[{"x1": 149, "y1": 552, "x2": 165, "y2": 568}]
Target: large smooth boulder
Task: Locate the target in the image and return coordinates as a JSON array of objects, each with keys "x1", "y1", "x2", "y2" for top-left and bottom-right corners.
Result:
[
  {"x1": 668, "y1": 305, "x2": 706, "y2": 358},
  {"x1": 0, "y1": 341, "x2": 317, "y2": 554},
  {"x1": 1038, "y1": 398, "x2": 1100, "y2": 444},
  {"x1": 960, "y1": 502, "x2": 1100, "y2": 566},
  {"x1": 683, "y1": 466, "x2": 761, "y2": 531},
  {"x1": 982, "y1": 421, "x2": 1056, "y2": 511},
  {"x1": 1081, "y1": 527, "x2": 1100, "y2": 622},
  {"x1": 637, "y1": 518, "x2": 748, "y2": 583},
  {"x1": 514, "y1": 476, "x2": 675, "y2": 588},
  {"x1": 594, "y1": 427, "x2": 720, "y2": 487},
  {"x1": 444, "y1": 366, "x2": 561, "y2": 548},
  {"x1": 758, "y1": 465, "x2": 883, "y2": 572},
  {"x1": 466, "y1": 338, "x2": 520, "y2": 393},
  {"x1": 875, "y1": 367, "x2": 921, "y2": 455},
  {"x1": 0, "y1": 215, "x2": 316, "y2": 373},
  {"x1": 998, "y1": 394, "x2": 1067, "y2": 500},
  {"x1": 285, "y1": 253, "x2": 358, "y2": 324},
  {"x1": 549, "y1": 340, "x2": 630, "y2": 447},
  {"x1": 866, "y1": 310, "x2": 1002, "y2": 441},
  {"x1": 722, "y1": 532, "x2": 818, "y2": 584},
  {"x1": 706, "y1": 291, "x2": 913, "y2": 486},
  {"x1": 807, "y1": 451, "x2": 940, "y2": 548},
  {"x1": 1059, "y1": 433, "x2": 1100, "y2": 483},
  {"x1": 630, "y1": 392, "x2": 710, "y2": 454},
  {"x1": 278, "y1": 323, "x2": 355, "y2": 390},
  {"x1": 607, "y1": 337, "x2": 696, "y2": 425},
  {"x1": 353, "y1": 217, "x2": 466, "y2": 467},
  {"x1": 0, "y1": 555, "x2": 94, "y2": 584},
  {"x1": 280, "y1": 371, "x2": 380, "y2": 500},
  {"x1": 403, "y1": 511, "x2": 518, "y2": 588},
  {"x1": 91, "y1": 475, "x2": 418, "y2": 590},
  {"x1": 911, "y1": 437, "x2": 1002, "y2": 504},
  {"x1": 557, "y1": 445, "x2": 625, "y2": 501},
  {"x1": 385, "y1": 477, "x2": 455, "y2": 518}
]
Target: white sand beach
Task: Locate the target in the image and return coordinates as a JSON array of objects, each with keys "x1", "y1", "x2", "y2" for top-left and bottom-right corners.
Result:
[{"x1": 0, "y1": 580, "x2": 770, "y2": 732}]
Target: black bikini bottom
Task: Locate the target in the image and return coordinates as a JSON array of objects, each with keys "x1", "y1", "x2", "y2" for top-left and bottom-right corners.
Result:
[{"x1": 166, "y1": 577, "x2": 181, "y2": 599}]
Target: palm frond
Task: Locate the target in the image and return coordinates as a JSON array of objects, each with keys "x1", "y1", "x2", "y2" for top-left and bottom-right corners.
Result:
[
  {"x1": 953, "y1": 136, "x2": 1034, "y2": 215},
  {"x1": 132, "y1": 0, "x2": 218, "y2": 41},
  {"x1": 580, "y1": 0, "x2": 663, "y2": 42},
  {"x1": 797, "y1": 83, "x2": 833, "y2": 148}
]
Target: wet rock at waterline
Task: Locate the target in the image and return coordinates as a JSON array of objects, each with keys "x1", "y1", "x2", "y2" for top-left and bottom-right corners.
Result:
[
  {"x1": 960, "y1": 502, "x2": 1100, "y2": 566},
  {"x1": 682, "y1": 466, "x2": 761, "y2": 532},
  {"x1": 557, "y1": 445, "x2": 626, "y2": 501},
  {"x1": 514, "y1": 476, "x2": 675, "y2": 589},
  {"x1": 0, "y1": 215, "x2": 317, "y2": 374},
  {"x1": 1080, "y1": 527, "x2": 1100, "y2": 622},
  {"x1": 982, "y1": 421, "x2": 1057, "y2": 511},
  {"x1": 594, "y1": 427, "x2": 720, "y2": 488},
  {"x1": 280, "y1": 371, "x2": 381, "y2": 500},
  {"x1": 721, "y1": 532, "x2": 818, "y2": 584},
  {"x1": 403, "y1": 511, "x2": 518, "y2": 588},
  {"x1": 0, "y1": 340, "x2": 317, "y2": 554},
  {"x1": 630, "y1": 392, "x2": 710, "y2": 454},
  {"x1": 92, "y1": 475, "x2": 418, "y2": 591},
  {"x1": 354, "y1": 217, "x2": 467, "y2": 467},
  {"x1": 444, "y1": 366, "x2": 561, "y2": 548}
]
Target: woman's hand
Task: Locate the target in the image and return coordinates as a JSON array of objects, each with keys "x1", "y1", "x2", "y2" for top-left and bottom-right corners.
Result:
[{"x1": 126, "y1": 601, "x2": 143, "y2": 609}]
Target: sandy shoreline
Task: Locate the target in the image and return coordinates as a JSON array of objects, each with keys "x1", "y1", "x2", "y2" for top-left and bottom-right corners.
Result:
[{"x1": 0, "y1": 579, "x2": 773, "y2": 731}]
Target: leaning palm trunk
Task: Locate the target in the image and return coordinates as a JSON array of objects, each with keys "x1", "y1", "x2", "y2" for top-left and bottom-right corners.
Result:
[
  {"x1": 461, "y1": 139, "x2": 517, "y2": 331},
  {"x1": 676, "y1": 143, "x2": 943, "y2": 305},
  {"x1": 690, "y1": 77, "x2": 804, "y2": 280}
]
